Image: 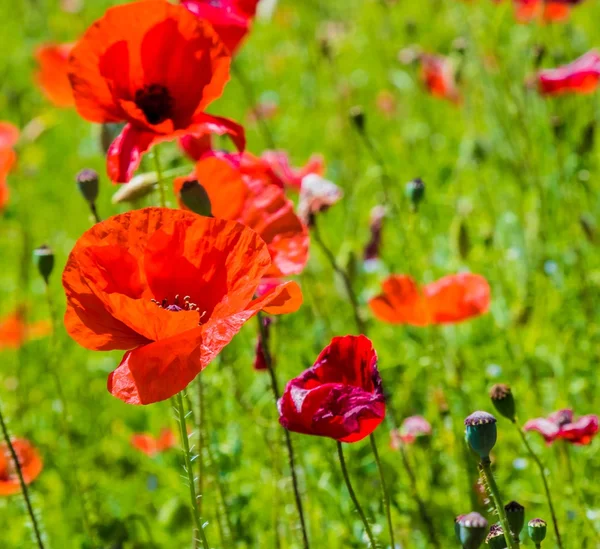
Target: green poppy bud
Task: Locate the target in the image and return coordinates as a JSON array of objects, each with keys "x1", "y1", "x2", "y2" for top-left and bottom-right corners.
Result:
[
  {"x1": 505, "y1": 501, "x2": 525, "y2": 538},
  {"x1": 34, "y1": 244, "x2": 54, "y2": 284},
  {"x1": 76, "y1": 168, "x2": 99, "y2": 204},
  {"x1": 528, "y1": 519, "x2": 547, "y2": 543},
  {"x1": 349, "y1": 106, "x2": 365, "y2": 132},
  {"x1": 465, "y1": 411, "x2": 497, "y2": 460},
  {"x1": 178, "y1": 179, "x2": 212, "y2": 217},
  {"x1": 489, "y1": 384, "x2": 516, "y2": 422},
  {"x1": 405, "y1": 178, "x2": 425, "y2": 210},
  {"x1": 455, "y1": 515, "x2": 466, "y2": 542},
  {"x1": 458, "y1": 512, "x2": 488, "y2": 549},
  {"x1": 486, "y1": 524, "x2": 507, "y2": 549}
]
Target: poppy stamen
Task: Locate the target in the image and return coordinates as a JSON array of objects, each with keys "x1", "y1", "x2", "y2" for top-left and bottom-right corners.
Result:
[
  {"x1": 151, "y1": 296, "x2": 200, "y2": 312},
  {"x1": 134, "y1": 84, "x2": 173, "y2": 125}
]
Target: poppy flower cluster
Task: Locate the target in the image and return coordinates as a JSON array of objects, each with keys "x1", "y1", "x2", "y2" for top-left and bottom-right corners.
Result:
[
  {"x1": 536, "y1": 50, "x2": 600, "y2": 96},
  {"x1": 0, "y1": 122, "x2": 19, "y2": 211},
  {"x1": 524, "y1": 409, "x2": 599, "y2": 445},
  {"x1": 0, "y1": 439, "x2": 43, "y2": 496},
  {"x1": 131, "y1": 428, "x2": 177, "y2": 456},
  {"x1": 62, "y1": 208, "x2": 302, "y2": 405},
  {"x1": 369, "y1": 273, "x2": 490, "y2": 326}
]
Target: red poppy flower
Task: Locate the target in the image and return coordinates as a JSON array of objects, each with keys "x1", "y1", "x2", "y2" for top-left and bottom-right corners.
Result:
[
  {"x1": 180, "y1": 0, "x2": 260, "y2": 53},
  {"x1": 0, "y1": 308, "x2": 52, "y2": 351},
  {"x1": 369, "y1": 273, "x2": 490, "y2": 326},
  {"x1": 131, "y1": 428, "x2": 176, "y2": 456},
  {"x1": 0, "y1": 439, "x2": 43, "y2": 496},
  {"x1": 390, "y1": 416, "x2": 432, "y2": 449},
  {"x1": 0, "y1": 122, "x2": 19, "y2": 212},
  {"x1": 34, "y1": 43, "x2": 75, "y2": 107},
  {"x1": 536, "y1": 50, "x2": 600, "y2": 95},
  {"x1": 174, "y1": 151, "x2": 309, "y2": 277},
  {"x1": 260, "y1": 150, "x2": 325, "y2": 191},
  {"x1": 68, "y1": 1, "x2": 245, "y2": 183},
  {"x1": 62, "y1": 207, "x2": 302, "y2": 405},
  {"x1": 278, "y1": 335, "x2": 385, "y2": 443},
  {"x1": 524, "y1": 409, "x2": 599, "y2": 445},
  {"x1": 513, "y1": 0, "x2": 584, "y2": 22},
  {"x1": 420, "y1": 54, "x2": 461, "y2": 103}
]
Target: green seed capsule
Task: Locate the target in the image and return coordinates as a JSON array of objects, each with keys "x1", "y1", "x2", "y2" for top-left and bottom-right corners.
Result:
[
  {"x1": 489, "y1": 384, "x2": 516, "y2": 422},
  {"x1": 505, "y1": 501, "x2": 525, "y2": 538},
  {"x1": 528, "y1": 519, "x2": 547, "y2": 543},
  {"x1": 179, "y1": 179, "x2": 212, "y2": 217},
  {"x1": 458, "y1": 512, "x2": 488, "y2": 548},
  {"x1": 34, "y1": 245, "x2": 54, "y2": 284},
  {"x1": 465, "y1": 411, "x2": 497, "y2": 460}
]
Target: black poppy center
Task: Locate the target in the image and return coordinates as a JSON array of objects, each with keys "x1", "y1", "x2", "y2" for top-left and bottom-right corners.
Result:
[{"x1": 135, "y1": 84, "x2": 173, "y2": 125}]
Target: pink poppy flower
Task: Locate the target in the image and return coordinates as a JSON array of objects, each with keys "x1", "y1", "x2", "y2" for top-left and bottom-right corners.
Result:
[
  {"x1": 536, "y1": 50, "x2": 600, "y2": 95},
  {"x1": 390, "y1": 416, "x2": 432, "y2": 448},
  {"x1": 524, "y1": 409, "x2": 599, "y2": 445}
]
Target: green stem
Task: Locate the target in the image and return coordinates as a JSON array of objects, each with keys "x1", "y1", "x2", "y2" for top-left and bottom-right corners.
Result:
[
  {"x1": 0, "y1": 401, "x2": 45, "y2": 549},
  {"x1": 479, "y1": 459, "x2": 519, "y2": 549},
  {"x1": 173, "y1": 392, "x2": 210, "y2": 549},
  {"x1": 153, "y1": 147, "x2": 167, "y2": 208},
  {"x1": 369, "y1": 434, "x2": 395, "y2": 548},
  {"x1": 514, "y1": 422, "x2": 563, "y2": 549},
  {"x1": 89, "y1": 202, "x2": 101, "y2": 224},
  {"x1": 336, "y1": 441, "x2": 377, "y2": 547}
]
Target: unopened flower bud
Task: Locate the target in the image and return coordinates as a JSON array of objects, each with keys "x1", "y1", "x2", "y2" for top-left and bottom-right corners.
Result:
[
  {"x1": 490, "y1": 384, "x2": 516, "y2": 422},
  {"x1": 455, "y1": 515, "x2": 465, "y2": 542},
  {"x1": 528, "y1": 519, "x2": 547, "y2": 544},
  {"x1": 349, "y1": 106, "x2": 365, "y2": 132},
  {"x1": 179, "y1": 179, "x2": 212, "y2": 217},
  {"x1": 457, "y1": 512, "x2": 488, "y2": 548},
  {"x1": 486, "y1": 524, "x2": 507, "y2": 549},
  {"x1": 76, "y1": 168, "x2": 99, "y2": 204},
  {"x1": 505, "y1": 501, "x2": 525, "y2": 539},
  {"x1": 405, "y1": 177, "x2": 425, "y2": 210},
  {"x1": 34, "y1": 244, "x2": 54, "y2": 284},
  {"x1": 465, "y1": 411, "x2": 497, "y2": 460}
]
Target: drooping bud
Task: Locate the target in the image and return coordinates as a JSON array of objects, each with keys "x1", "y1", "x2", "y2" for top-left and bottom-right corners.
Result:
[
  {"x1": 76, "y1": 168, "x2": 99, "y2": 204},
  {"x1": 349, "y1": 106, "x2": 365, "y2": 132},
  {"x1": 505, "y1": 501, "x2": 525, "y2": 539},
  {"x1": 486, "y1": 524, "x2": 507, "y2": 549},
  {"x1": 489, "y1": 384, "x2": 516, "y2": 422},
  {"x1": 465, "y1": 411, "x2": 497, "y2": 460},
  {"x1": 457, "y1": 512, "x2": 488, "y2": 548},
  {"x1": 405, "y1": 177, "x2": 425, "y2": 211},
  {"x1": 527, "y1": 519, "x2": 547, "y2": 544},
  {"x1": 178, "y1": 179, "x2": 212, "y2": 217},
  {"x1": 34, "y1": 244, "x2": 55, "y2": 284}
]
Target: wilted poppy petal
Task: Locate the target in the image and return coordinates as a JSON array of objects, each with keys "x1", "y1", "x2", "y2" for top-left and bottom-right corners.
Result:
[
  {"x1": 34, "y1": 43, "x2": 75, "y2": 107},
  {"x1": 369, "y1": 275, "x2": 429, "y2": 326}
]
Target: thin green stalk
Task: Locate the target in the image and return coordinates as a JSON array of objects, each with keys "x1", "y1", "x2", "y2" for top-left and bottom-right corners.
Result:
[
  {"x1": 173, "y1": 392, "x2": 210, "y2": 549},
  {"x1": 257, "y1": 314, "x2": 310, "y2": 549},
  {"x1": 369, "y1": 434, "x2": 395, "y2": 548},
  {"x1": 479, "y1": 459, "x2": 519, "y2": 549},
  {"x1": 153, "y1": 147, "x2": 167, "y2": 208},
  {"x1": 0, "y1": 402, "x2": 45, "y2": 549},
  {"x1": 535, "y1": 544, "x2": 541, "y2": 549},
  {"x1": 513, "y1": 422, "x2": 563, "y2": 549},
  {"x1": 336, "y1": 441, "x2": 377, "y2": 547}
]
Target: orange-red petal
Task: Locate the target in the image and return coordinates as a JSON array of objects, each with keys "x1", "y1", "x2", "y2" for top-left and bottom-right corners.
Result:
[
  {"x1": 368, "y1": 275, "x2": 429, "y2": 326},
  {"x1": 0, "y1": 439, "x2": 43, "y2": 496},
  {"x1": 34, "y1": 43, "x2": 75, "y2": 107}
]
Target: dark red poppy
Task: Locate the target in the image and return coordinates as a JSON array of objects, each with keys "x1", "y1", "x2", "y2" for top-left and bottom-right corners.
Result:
[
  {"x1": 131, "y1": 428, "x2": 176, "y2": 456},
  {"x1": 524, "y1": 409, "x2": 599, "y2": 445},
  {"x1": 0, "y1": 122, "x2": 19, "y2": 212},
  {"x1": 536, "y1": 50, "x2": 600, "y2": 95},
  {"x1": 420, "y1": 54, "x2": 460, "y2": 103},
  {"x1": 174, "y1": 151, "x2": 309, "y2": 277},
  {"x1": 63, "y1": 207, "x2": 302, "y2": 405},
  {"x1": 278, "y1": 335, "x2": 385, "y2": 443},
  {"x1": 390, "y1": 416, "x2": 432, "y2": 449},
  {"x1": 34, "y1": 43, "x2": 75, "y2": 107},
  {"x1": 369, "y1": 273, "x2": 490, "y2": 326},
  {"x1": 68, "y1": 1, "x2": 245, "y2": 183},
  {"x1": 0, "y1": 439, "x2": 43, "y2": 496},
  {"x1": 260, "y1": 150, "x2": 325, "y2": 191},
  {"x1": 363, "y1": 205, "x2": 386, "y2": 263},
  {"x1": 180, "y1": 0, "x2": 260, "y2": 53}
]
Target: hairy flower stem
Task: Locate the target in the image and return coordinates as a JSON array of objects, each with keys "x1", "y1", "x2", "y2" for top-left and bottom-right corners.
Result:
[
  {"x1": 153, "y1": 146, "x2": 167, "y2": 208},
  {"x1": 173, "y1": 392, "x2": 211, "y2": 549},
  {"x1": 257, "y1": 313, "x2": 310, "y2": 549},
  {"x1": 0, "y1": 401, "x2": 45, "y2": 549},
  {"x1": 336, "y1": 441, "x2": 377, "y2": 547},
  {"x1": 513, "y1": 421, "x2": 563, "y2": 548},
  {"x1": 369, "y1": 434, "x2": 395, "y2": 548},
  {"x1": 479, "y1": 458, "x2": 519, "y2": 549}
]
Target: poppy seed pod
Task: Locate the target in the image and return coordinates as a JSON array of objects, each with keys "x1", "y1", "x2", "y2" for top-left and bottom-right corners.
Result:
[
  {"x1": 465, "y1": 411, "x2": 497, "y2": 460},
  {"x1": 405, "y1": 177, "x2": 425, "y2": 210},
  {"x1": 486, "y1": 524, "x2": 507, "y2": 549},
  {"x1": 76, "y1": 168, "x2": 99, "y2": 204},
  {"x1": 528, "y1": 519, "x2": 547, "y2": 543},
  {"x1": 505, "y1": 501, "x2": 525, "y2": 538},
  {"x1": 490, "y1": 384, "x2": 516, "y2": 422},
  {"x1": 457, "y1": 512, "x2": 488, "y2": 548},
  {"x1": 349, "y1": 106, "x2": 365, "y2": 132},
  {"x1": 178, "y1": 179, "x2": 212, "y2": 217},
  {"x1": 34, "y1": 244, "x2": 54, "y2": 284},
  {"x1": 455, "y1": 515, "x2": 466, "y2": 542}
]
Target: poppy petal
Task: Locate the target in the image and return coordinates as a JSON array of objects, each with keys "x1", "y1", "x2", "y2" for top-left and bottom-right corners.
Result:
[
  {"x1": 0, "y1": 439, "x2": 43, "y2": 496},
  {"x1": 107, "y1": 124, "x2": 156, "y2": 183},
  {"x1": 369, "y1": 275, "x2": 429, "y2": 326},
  {"x1": 523, "y1": 418, "x2": 560, "y2": 443},
  {"x1": 34, "y1": 43, "x2": 75, "y2": 107},
  {"x1": 558, "y1": 415, "x2": 599, "y2": 445}
]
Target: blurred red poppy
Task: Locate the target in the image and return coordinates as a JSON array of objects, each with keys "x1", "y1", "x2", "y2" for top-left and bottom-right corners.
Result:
[
  {"x1": 390, "y1": 416, "x2": 432, "y2": 448},
  {"x1": 420, "y1": 54, "x2": 460, "y2": 103},
  {"x1": 0, "y1": 439, "x2": 43, "y2": 496},
  {"x1": 0, "y1": 308, "x2": 52, "y2": 350},
  {"x1": 536, "y1": 50, "x2": 600, "y2": 95},
  {"x1": 68, "y1": 1, "x2": 244, "y2": 183},
  {"x1": 181, "y1": 0, "x2": 260, "y2": 53},
  {"x1": 34, "y1": 43, "x2": 75, "y2": 107},
  {"x1": 0, "y1": 122, "x2": 19, "y2": 212},
  {"x1": 278, "y1": 335, "x2": 385, "y2": 443},
  {"x1": 369, "y1": 273, "x2": 490, "y2": 326},
  {"x1": 513, "y1": 0, "x2": 584, "y2": 22},
  {"x1": 524, "y1": 409, "x2": 599, "y2": 445},
  {"x1": 62, "y1": 207, "x2": 302, "y2": 405},
  {"x1": 260, "y1": 150, "x2": 325, "y2": 191},
  {"x1": 174, "y1": 151, "x2": 309, "y2": 277},
  {"x1": 131, "y1": 428, "x2": 176, "y2": 456}
]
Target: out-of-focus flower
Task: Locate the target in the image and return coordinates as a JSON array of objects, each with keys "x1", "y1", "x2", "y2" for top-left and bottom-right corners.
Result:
[
  {"x1": 0, "y1": 122, "x2": 19, "y2": 212},
  {"x1": 376, "y1": 90, "x2": 397, "y2": 117},
  {"x1": 513, "y1": 0, "x2": 585, "y2": 23},
  {"x1": 260, "y1": 150, "x2": 325, "y2": 191},
  {"x1": 524, "y1": 409, "x2": 599, "y2": 445},
  {"x1": 390, "y1": 415, "x2": 432, "y2": 448},
  {"x1": 180, "y1": 0, "x2": 260, "y2": 54},
  {"x1": 369, "y1": 274, "x2": 490, "y2": 326},
  {"x1": 34, "y1": 43, "x2": 75, "y2": 107},
  {"x1": 419, "y1": 54, "x2": 461, "y2": 103},
  {"x1": 0, "y1": 308, "x2": 51, "y2": 351},
  {"x1": 363, "y1": 205, "x2": 386, "y2": 263},
  {"x1": 247, "y1": 100, "x2": 279, "y2": 124},
  {"x1": 253, "y1": 316, "x2": 272, "y2": 371},
  {"x1": 0, "y1": 439, "x2": 43, "y2": 496},
  {"x1": 68, "y1": 1, "x2": 244, "y2": 183},
  {"x1": 536, "y1": 50, "x2": 600, "y2": 95},
  {"x1": 297, "y1": 173, "x2": 343, "y2": 225},
  {"x1": 62, "y1": 207, "x2": 302, "y2": 405},
  {"x1": 131, "y1": 428, "x2": 176, "y2": 456},
  {"x1": 278, "y1": 335, "x2": 385, "y2": 443}
]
